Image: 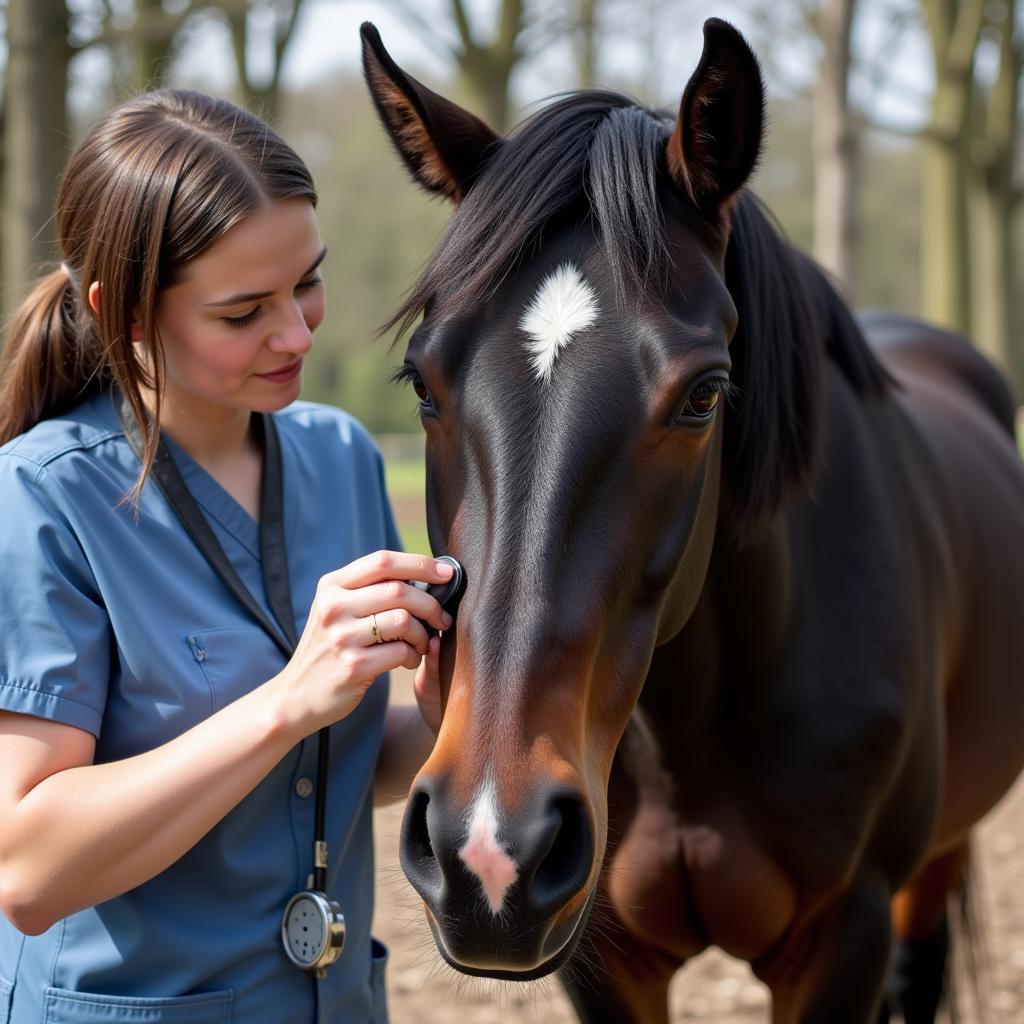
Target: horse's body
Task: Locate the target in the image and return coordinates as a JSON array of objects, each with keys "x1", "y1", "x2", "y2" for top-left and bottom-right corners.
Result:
[
  {"x1": 580, "y1": 314, "x2": 1024, "y2": 1020},
  {"x1": 361, "y1": 19, "x2": 1024, "y2": 1022}
]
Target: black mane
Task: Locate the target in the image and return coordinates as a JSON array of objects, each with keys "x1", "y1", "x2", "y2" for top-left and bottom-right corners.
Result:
[
  {"x1": 387, "y1": 90, "x2": 675, "y2": 333},
  {"x1": 722, "y1": 192, "x2": 892, "y2": 532},
  {"x1": 388, "y1": 89, "x2": 892, "y2": 532}
]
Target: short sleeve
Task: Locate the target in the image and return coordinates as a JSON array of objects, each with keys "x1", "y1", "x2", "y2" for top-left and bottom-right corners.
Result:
[{"x1": 0, "y1": 457, "x2": 111, "y2": 736}]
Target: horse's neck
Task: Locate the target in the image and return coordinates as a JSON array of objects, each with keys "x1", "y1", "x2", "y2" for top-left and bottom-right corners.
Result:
[{"x1": 638, "y1": 516, "x2": 794, "y2": 751}]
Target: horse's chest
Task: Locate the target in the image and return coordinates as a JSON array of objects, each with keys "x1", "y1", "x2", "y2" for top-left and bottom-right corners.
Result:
[{"x1": 606, "y1": 799, "x2": 796, "y2": 963}]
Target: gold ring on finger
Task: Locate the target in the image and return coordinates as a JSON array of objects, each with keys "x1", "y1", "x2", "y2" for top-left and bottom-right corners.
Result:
[{"x1": 370, "y1": 613, "x2": 384, "y2": 645}]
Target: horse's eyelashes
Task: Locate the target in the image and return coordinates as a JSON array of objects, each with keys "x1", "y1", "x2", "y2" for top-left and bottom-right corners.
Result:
[
  {"x1": 676, "y1": 376, "x2": 731, "y2": 423},
  {"x1": 391, "y1": 363, "x2": 434, "y2": 409}
]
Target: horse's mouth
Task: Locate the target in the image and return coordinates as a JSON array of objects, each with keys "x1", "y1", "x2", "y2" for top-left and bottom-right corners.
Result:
[{"x1": 424, "y1": 888, "x2": 597, "y2": 982}]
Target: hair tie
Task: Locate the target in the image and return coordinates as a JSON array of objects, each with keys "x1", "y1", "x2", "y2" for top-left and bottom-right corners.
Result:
[{"x1": 60, "y1": 261, "x2": 81, "y2": 290}]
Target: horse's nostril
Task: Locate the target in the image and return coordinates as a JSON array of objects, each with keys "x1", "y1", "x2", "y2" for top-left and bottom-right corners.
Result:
[
  {"x1": 536, "y1": 797, "x2": 585, "y2": 887},
  {"x1": 400, "y1": 783, "x2": 448, "y2": 908},
  {"x1": 405, "y1": 788, "x2": 434, "y2": 863},
  {"x1": 525, "y1": 793, "x2": 592, "y2": 914}
]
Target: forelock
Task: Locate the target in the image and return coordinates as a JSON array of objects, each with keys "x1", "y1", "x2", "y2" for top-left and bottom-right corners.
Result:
[{"x1": 385, "y1": 92, "x2": 676, "y2": 338}]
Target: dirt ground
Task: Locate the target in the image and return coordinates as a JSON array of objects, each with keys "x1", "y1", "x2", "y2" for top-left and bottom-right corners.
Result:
[{"x1": 373, "y1": 669, "x2": 1024, "y2": 1023}]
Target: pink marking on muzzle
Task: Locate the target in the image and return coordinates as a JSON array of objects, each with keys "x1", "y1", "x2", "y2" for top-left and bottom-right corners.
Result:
[{"x1": 458, "y1": 784, "x2": 518, "y2": 914}]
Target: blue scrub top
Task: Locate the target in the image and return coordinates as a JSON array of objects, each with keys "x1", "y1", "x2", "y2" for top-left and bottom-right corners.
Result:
[{"x1": 0, "y1": 390, "x2": 403, "y2": 1023}]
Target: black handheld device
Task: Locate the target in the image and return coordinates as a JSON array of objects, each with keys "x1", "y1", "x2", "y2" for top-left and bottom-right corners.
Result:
[{"x1": 411, "y1": 555, "x2": 466, "y2": 633}]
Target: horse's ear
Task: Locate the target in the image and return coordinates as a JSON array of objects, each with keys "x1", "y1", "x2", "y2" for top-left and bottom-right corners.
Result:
[
  {"x1": 360, "y1": 22, "x2": 501, "y2": 202},
  {"x1": 667, "y1": 19, "x2": 764, "y2": 212}
]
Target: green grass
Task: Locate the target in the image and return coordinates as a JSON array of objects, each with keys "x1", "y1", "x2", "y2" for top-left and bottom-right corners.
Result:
[
  {"x1": 383, "y1": 457, "x2": 426, "y2": 498},
  {"x1": 397, "y1": 523, "x2": 432, "y2": 558},
  {"x1": 383, "y1": 456, "x2": 430, "y2": 556}
]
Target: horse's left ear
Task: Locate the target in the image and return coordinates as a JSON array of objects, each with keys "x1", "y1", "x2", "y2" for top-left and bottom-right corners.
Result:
[
  {"x1": 667, "y1": 19, "x2": 764, "y2": 212},
  {"x1": 360, "y1": 22, "x2": 502, "y2": 202}
]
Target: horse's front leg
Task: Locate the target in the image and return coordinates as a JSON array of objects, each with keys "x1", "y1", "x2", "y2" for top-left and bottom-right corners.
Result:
[
  {"x1": 559, "y1": 918, "x2": 679, "y2": 1024},
  {"x1": 760, "y1": 873, "x2": 893, "y2": 1024}
]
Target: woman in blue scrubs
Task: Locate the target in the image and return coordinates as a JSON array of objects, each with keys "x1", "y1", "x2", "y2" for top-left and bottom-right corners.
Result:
[{"x1": 0, "y1": 90, "x2": 447, "y2": 1022}]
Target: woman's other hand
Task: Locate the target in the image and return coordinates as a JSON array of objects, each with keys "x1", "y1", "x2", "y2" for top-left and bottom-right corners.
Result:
[
  {"x1": 270, "y1": 551, "x2": 452, "y2": 734},
  {"x1": 413, "y1": 634, "x2": 443, "y2": 736}
]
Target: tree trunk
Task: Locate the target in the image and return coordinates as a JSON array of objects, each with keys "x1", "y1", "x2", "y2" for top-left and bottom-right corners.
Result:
[
  {"x1": 919, "y1": 0, "x2": 986, "y2": 334},
  {"x1": 2, "y1": 0, "x2": 69, "y2": 314},
  {"x1": 225, "y1": 1, "x2": 307, "y2": 122},
  {"x1": 459, "y1": 55, "x2": 514, "y2": 130},
  {"x1": 450, "y1": 0, "x2": 524, "y2": 131},
  {"x1": 133, "y1": 0, "x2": 177, "y2": 91},
  {"x1": 577, "y1": 0, "x2": 599, "y2": 88},
  {"x1": 969, "y1": 0, "x2": 1021, "y2": 393},
  {"x1": 922, "y1": 78, "x2": 973, "y2": 331},
  {"x1": 812, "y1": 0, "x2": 859, "y2": 299}
]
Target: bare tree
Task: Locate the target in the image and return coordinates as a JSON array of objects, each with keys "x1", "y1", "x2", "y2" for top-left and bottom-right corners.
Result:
[
  {"x1": 133, "y1": 0, "x2": 178, "y2": 90},
  {"x1": 812, "y1": 0, "x2": 860, "y2": 298},
  {"x1": 393, "y1": 0, "x2": 529, "y2": 130},
  {"x1": 576, "y1": 0, "x2": 599, "y2": 87},
  {"x1": 71, "y1": 0, "x2": 253, "y2": 92},
  {"x1": 2, "y1": 0, "x2": 69, "y2": 307},
  {"x1": 919, "y1": 0, "x2": 988, "y2": 333},
  {"x1": 224, "y1": 0, "x2": 308, "y2": 121},
  {"x1": 734, "y1": 0, "x2": 869, "y2": 297},
  {"x1": 387, "y1": 0, "x2": 584, "y2": 130},
  {"x1": 970, "y1": 0, "x2": 1022, "y2": 390}
]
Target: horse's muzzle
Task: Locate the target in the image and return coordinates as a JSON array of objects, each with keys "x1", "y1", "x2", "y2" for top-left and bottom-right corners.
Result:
[{"x1": 399, "y1": 775, "x2": 595, "y2": 975}]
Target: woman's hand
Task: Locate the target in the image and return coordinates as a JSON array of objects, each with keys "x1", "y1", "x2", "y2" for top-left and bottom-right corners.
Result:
[
  {"x1": 269, "y1": 550, "x2": 452, "y2": 735},
  {"x1": 414, "y1": 634, "x2": 443, "y2": 736}
]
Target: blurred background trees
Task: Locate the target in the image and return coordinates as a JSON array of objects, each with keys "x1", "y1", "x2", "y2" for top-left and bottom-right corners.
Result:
[{"x1": 0, "y1": 0, "x2": 1021, "y2": 429}]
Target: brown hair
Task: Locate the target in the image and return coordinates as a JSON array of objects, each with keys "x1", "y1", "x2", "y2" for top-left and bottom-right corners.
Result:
[{"x1": 0, "y1": 89, "x2": 316, "y2": 499}]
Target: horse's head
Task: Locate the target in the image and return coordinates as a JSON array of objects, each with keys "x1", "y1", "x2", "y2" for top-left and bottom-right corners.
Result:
[{"x1": 362, "y1": 19, "x2": 815, "y2": 978}]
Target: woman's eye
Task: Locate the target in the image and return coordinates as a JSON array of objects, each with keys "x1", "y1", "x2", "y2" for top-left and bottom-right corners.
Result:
[
  {"x1": 296, "y1": 276, "x2": 322, "y2": 292},
  {"x1": 223, "y1": 308, "x2": 259, "y2": 328},
  {"x1": 677, "y1": 378, "x2": 727, "y2": 422}
]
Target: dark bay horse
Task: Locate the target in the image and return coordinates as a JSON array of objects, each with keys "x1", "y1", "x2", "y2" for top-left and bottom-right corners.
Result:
[{"x1": 360, "y1": 18, "x2": 1024, "y2": 1023}]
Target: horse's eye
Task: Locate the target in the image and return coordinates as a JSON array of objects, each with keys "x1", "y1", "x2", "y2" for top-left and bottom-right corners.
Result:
[
  {"x1": 677, "y1": 378, "x2": 726, "y2": 422},
  {"x1": 411, "y1": 373, "x2": 433, "y2": 409},
  {"x1": 686, "y1": 382, "x2": 720, "y2": 416}
]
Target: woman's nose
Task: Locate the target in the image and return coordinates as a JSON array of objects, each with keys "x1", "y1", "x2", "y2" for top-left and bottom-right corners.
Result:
[{"x1": 269, "y1": 304, "x2": 315, "y2": 354}]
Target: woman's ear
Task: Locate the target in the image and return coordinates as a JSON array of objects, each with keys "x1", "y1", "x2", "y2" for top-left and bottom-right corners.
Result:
[{"x1": 89, "y1": 281, "x2": 144, "y2": 343}]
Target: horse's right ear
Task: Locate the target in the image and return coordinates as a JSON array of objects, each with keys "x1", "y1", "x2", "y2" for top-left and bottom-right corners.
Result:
[
  {"x1": 360, "y1": 23, "x2": 501, "y2": 202},
  {"x1": 667, "y1": 19, "x2": 764, "y2": 214}
]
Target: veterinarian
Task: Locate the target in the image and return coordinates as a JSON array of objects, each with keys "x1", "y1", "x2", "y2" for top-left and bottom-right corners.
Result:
[{"x1": 0, "y1": 89, "x2": 448, "y2": 1023}]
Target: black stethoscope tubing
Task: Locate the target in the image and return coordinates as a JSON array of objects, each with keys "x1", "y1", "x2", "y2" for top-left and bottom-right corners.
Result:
[{"x1": 118, "y1": 402, "x2": 332, "y2": 892}]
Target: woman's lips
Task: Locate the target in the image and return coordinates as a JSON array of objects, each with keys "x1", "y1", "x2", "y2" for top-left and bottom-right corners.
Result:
[{"x1": 256, "y1": 358, "x2": 303, "y2": 383}]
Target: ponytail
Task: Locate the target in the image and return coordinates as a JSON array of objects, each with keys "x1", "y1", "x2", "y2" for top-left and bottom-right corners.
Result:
[{"x1": 0, "y1": 266, "x2": 108, "y2": 446}]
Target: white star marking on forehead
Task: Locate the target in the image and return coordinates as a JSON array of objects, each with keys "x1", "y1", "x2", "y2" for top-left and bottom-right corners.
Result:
[{"x1": 520, "y1": 262, "x2": 599, "y2": 383}]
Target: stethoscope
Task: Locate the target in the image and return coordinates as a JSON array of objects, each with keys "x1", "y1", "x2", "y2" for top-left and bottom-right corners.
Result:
[
  {"x1": 118, "y1": 401, "x2": 466, "y2": 977},
  {"x1": 280, "y1": 555, "x2": 465, "y2": 976}
]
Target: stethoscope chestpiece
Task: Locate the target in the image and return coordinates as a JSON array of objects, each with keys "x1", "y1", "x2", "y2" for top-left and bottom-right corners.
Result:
[{"x1": 411, "y1": 554, "x2": 466, "y2": 633}]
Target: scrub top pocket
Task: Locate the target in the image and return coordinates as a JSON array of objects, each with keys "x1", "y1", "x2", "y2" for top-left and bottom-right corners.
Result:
[
  {"x1": 186, "y1": 627, "x2": 285, "y2": 712},
  {"x1": 42, "y1": 987, "x2": 232, "y2": 1023}
]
